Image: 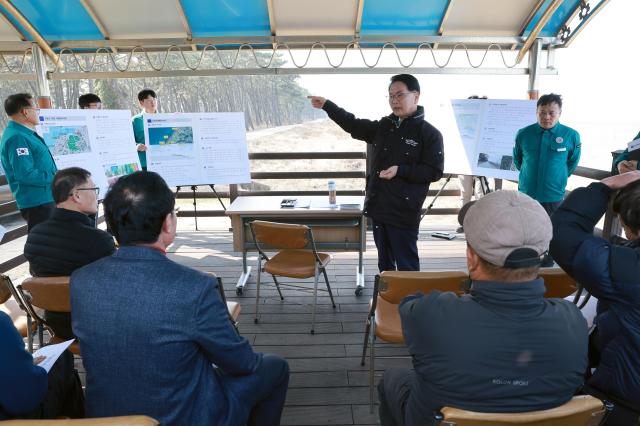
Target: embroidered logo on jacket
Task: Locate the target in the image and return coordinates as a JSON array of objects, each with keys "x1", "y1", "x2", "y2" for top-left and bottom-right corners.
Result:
[
  {"x1": 404, "y1": 139, "x2": 418, "y2": 147},
  {"x1": 16, "y1": 148, "x2": 29, "y2": 156}
]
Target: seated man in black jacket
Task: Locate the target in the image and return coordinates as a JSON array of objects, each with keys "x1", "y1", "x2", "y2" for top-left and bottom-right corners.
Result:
[
  {"x1": 378, "y1": 190, "x2": 588, "y2": 426},
  {"x1": 551, "y1": 171, "x2": 640, "y2": 423},
  {"x1": 24, "y1": 167, "x2": 115, "y2": 339}
]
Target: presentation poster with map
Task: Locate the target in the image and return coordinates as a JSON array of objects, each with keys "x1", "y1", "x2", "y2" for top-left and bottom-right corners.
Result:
[
  {"x1": 37, "y1": 109, "x2": 141, "y2": 197},
  {"x1": 144, "y1": 112, "x2": 251, "y2": 186},
  {"x1": 448, "y1": 99, "x2": 537, "y2": 180}
]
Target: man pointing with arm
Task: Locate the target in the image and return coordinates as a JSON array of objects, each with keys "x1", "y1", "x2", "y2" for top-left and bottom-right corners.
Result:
[{"x1": 309, "y1": 74, "x2": 444, "y2": 272}]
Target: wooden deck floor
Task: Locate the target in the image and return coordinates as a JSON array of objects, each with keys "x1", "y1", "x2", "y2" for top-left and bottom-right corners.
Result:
[{"x1": 164, "y1": 219, "x2": 467, "y2": 426}]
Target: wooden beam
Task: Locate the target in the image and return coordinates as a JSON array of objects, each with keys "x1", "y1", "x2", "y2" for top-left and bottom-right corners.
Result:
[
  {"x1": 354, "y1": 0, "x2": 365, "y2": 38},
  {"x1": 516, "y1": 0, "x2": 563, "y2": 64},
  {"x1": 174, "y1": 0, "x2": 196, "y2": 51},
  {"x1": 266, "y1": 0, "x2": 277, "y2": 37},
  {"x1": 438, "y1": 0, "x2": 454, "y2": 35},
  {"x1": 518, "y1": 0, "x2": 546, "y2": 36},
  {"x1": 0, "y1": 7, "x2": 26, "y2": 40},
  {"x1": 0, "y1": 0, "x2": 59, "y2": 64}
]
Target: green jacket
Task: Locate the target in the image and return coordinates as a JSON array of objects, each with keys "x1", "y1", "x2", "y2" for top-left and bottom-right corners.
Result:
[
  {"x1": 513, "y1": 122, "x2": 581, "y2": 203},
  {"x1": 132, "y1": 112, "x2": 147, "y2": 168},
  {"x1": 0, "y1": 121, "x2": 57, "y2": 209},
  {"x1": 611, "y1": 130, "x2": 640, "y2": 175}
]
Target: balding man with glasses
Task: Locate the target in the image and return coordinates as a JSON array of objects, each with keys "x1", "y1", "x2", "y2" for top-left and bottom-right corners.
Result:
[
  {"x1": 24, "y1": 167, "x2": 115, "y2": 340},
  {"x1": 309, "y1": 74, "x2": 444, "y2": 272}
]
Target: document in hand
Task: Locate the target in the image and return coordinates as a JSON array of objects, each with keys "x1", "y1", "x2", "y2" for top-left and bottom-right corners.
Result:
[
  {"x1": 32, "y1": 339, "x2": 75, "y2": 373},
  {"x1": 627, "y1": 138, "x2": 640, "y2": 161}
]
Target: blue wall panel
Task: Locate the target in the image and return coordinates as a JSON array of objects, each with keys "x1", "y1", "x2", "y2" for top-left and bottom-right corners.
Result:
[
  {"x1": 183, "y1": 0, "x2": 271, "y2": 37},
  {"x1": 361, "y1": 0, "x2": 450, "y2": 35},
  {"x1": 10, "y1": 0, "x2": 101, "y2": 40}
]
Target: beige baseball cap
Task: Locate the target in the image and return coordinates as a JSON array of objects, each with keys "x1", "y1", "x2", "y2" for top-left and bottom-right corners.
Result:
[{"x1": 462, "y1": 190, "x2": 552, "y2": 268}]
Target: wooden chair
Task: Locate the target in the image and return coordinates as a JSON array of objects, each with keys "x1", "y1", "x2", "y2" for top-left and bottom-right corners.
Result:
[
  {"x1": 0, "y1": 415, "x2": 159, "y2": 425},
  {"x1": 17, "y1": 276, "x2": 80, "y2": 355},
  {"x1": 539, "y1": 268, "x2": 578, "y2": 299},
  {"x1": 436, "y1": 395, "x2": 611, "y2": 425},
  {"x1": 361, "y1": 270, "x2": 469, "y2": 409},
  {"x1": 0, "y1": 274, "x2": 29, "y2": 338},
  {"x1": 249, "y1": 220, "x2": 335, "y2": 334}
]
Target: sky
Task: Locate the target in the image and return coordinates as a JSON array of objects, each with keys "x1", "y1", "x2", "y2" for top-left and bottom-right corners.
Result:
[{"x1": 298, "y1": 0, "x2": 640, "y2": 170}]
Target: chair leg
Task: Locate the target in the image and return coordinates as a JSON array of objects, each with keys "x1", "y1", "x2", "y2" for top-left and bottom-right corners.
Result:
[
  {"x1": 361, "y1": 317, "x2": 371, "y2": 366},
  {"x1": 369, "y1": 317, "x2": 376, "y2": 413},
  {"x1": 38, "y1": 323, "x2": 44, "y2": 348},
  {"x1": 254, "y1": 258, "x2": 262, "y2": 324},
  {"x1": 27, "y1": 315, "x2": 33, "y2": 353},
  {"x1": 271, "y1": 275, "x2": 284, "y2": 301},
  {"x1": 322, "y1": 268, "x2": 336, "y2": 308},
  {"x1": 310, "y1": 264, "x2": 319, "y2": 334}
]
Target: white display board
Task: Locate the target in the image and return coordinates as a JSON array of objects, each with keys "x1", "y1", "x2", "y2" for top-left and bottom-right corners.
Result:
[
  {"x1": 37, "y1": 109, "x2": 142, "y2": 197},
  {"x1": 143, "y1": 112, "x2": 251, "y2": 187},
  {"x1": 434, "y1": 99, "x2": 537, "y2": 180},
  {"x1": 458, "y1": 99, "x2": 537, "y2": 180}
]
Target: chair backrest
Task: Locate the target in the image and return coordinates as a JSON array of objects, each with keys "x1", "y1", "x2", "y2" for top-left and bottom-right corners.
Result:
[
  {"x1": 2, "y1": 275, "x2": 31, "y2": 314},
  {"x1": 440, "y1": 395, "x2": 605, "y2": 426},
  {"x1": 250, "y1": 220, "x2": 311, "y2": 249},
  {"x1": 0, "y1": 276, "x2": 11, "y2": 304},
  {"x1": 0, "y1": 415, "x2": 159, "y2": 425},
  {"x1": 378, "y1": 271, "x2": 469, "y2": 305},
  {"x1": 20, "y1": 276, "x2": 71, "y2": 312},
  {"x1": 539, "y1": 268, "x2": 577, "y2": 299}
]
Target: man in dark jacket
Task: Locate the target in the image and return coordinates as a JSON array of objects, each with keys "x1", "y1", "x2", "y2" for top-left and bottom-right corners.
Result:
[
  {"x1": 379, "y1": 190, "x2": 588, "y2": 426},
  {"x1": 0, "y1": 312, "x2": 83, "y2": 419},
  {"x1": 550, "y1": 171, "x2": 640, "y2": 422},
  {"x1": 309, "y1": 74, "x2": 444, "y2": 271},
  {"x1": 24, "y1": 167, "x2": 115, "y2": 339}
]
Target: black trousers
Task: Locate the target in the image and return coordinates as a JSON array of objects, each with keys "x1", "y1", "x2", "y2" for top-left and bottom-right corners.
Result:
[
  {"x1": 371, "y1": 220, "x2": 420, "y2": 272},
  {"x1": 19, "y1": 202, "x2": 55, "y2": 232},
  {"x1": 17, "y1": 350, "x2": 84, "y2": 419}
]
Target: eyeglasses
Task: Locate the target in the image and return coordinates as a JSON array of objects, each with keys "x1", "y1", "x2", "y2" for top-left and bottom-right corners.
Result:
[
  {"x1": 387, "y1": 91, "x2": 415, "y2": 101},
  {"x1": 73, "y1": 187, "x2": 100, "y2": 196},
  {"x1": 25, "y1": 107, "x2": 40, "y2": 113}
]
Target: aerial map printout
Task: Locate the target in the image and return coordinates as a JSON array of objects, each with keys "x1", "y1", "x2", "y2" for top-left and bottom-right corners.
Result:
[
  {"x1": 143, "y1": 112, "x2": 251, "y2": 186},
  {"x1": 37, "y1": 109, "x2": 141, "y2": 197}
]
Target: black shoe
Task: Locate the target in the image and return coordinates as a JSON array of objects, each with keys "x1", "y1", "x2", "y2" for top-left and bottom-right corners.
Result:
[{"x1": 456, "y1": 226, "x2": 464, "y2": 233}]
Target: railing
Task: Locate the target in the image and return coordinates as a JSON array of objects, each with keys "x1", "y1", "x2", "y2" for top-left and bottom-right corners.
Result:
[{"x1": 0, "y1": 152, "x2": 618, "y2": 274}]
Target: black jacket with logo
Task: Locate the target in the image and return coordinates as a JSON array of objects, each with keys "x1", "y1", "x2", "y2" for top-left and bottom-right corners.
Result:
[
  {"x1": 399, "y1": 279, "x2": 588, "y2": 423},
  {"x1": 323, "y1": 100, "x2": 444, "y2": 229}
]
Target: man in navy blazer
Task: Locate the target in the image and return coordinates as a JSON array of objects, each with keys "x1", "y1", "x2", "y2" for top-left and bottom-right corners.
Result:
[{"x1": 70, "y1": 171, "x2": 289, "y2": 426}]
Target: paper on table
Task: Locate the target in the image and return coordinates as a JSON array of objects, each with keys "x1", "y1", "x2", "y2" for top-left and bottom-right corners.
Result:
[
  {"x1": 0, "y1": 224, "x2": 5, "y2": 242},
  {"x1": 32, "y1": 339, "x2": 75, "y2": 373}
]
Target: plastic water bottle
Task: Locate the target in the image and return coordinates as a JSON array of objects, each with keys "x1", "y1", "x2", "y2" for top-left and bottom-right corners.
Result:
[{"x1": 328, "y1": 180, "x2": 337, "y2": 206}]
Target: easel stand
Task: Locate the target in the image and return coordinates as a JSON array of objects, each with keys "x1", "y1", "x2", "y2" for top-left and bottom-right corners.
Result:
[
  {"x1": 175, "y1": 184, "x2": 227, "y2": 231},
  {"x1": 420, "y1": 174, "x2": 453, "y2": 221},
  {"x1": 419, "y1": 174, "x2": 492, "y2": 222}
]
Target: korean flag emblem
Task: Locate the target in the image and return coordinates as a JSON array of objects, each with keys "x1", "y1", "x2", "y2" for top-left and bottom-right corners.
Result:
[
  {"x1": 555, "y1": 137, "x2": 563, "y2": 144},
  {"x1": 16, "y1": 147, "x2": 29, "y2": 156}
]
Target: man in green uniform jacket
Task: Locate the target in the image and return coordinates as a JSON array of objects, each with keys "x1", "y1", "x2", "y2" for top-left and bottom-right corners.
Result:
[
  {"x1": 611, "y1": 130, "x2": 640, "y2": 175},
  {"x1": 0, "y1": 93, "x2": 57, "y2": 231},
  {"x1": 513, "y1": 93, "x2": 581, "y2": 216},
  {"x1": 131, "y1": 89, "x2": 157, "y2": 171}
]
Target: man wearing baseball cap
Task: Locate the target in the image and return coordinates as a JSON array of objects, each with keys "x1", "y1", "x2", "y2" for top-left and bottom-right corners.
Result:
[{"x1": 378, "y1": 190, "x2": 588, "y2": 426}]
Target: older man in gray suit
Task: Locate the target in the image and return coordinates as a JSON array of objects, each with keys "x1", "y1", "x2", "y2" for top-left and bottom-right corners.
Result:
[{"x1": 70, "y1": 171, "x2": 289, "y2": 426}]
